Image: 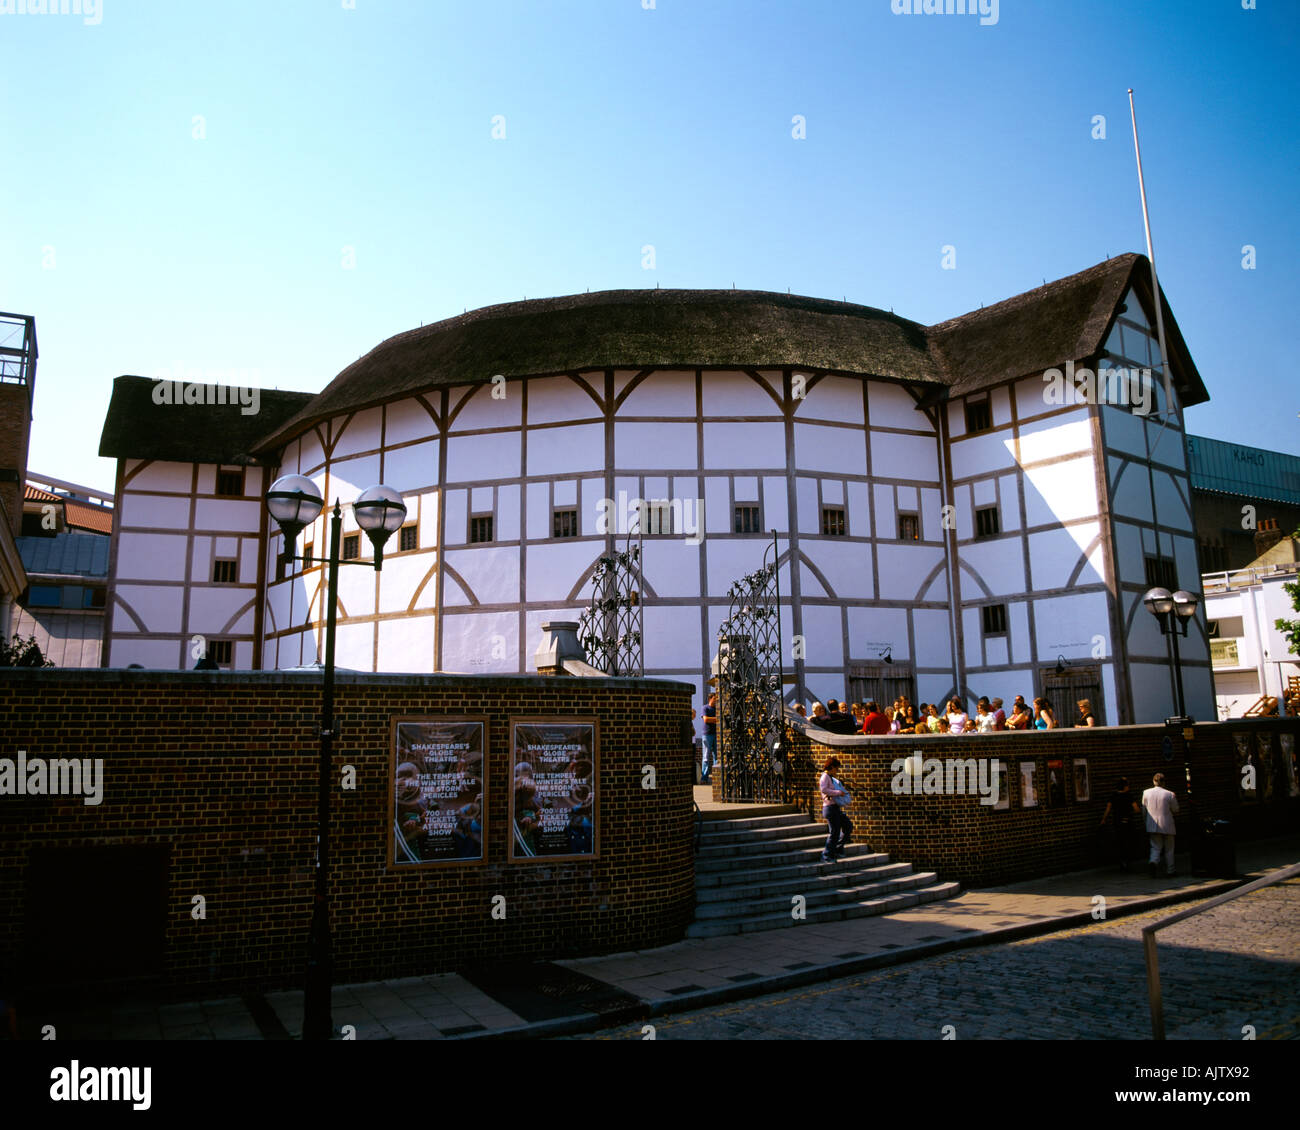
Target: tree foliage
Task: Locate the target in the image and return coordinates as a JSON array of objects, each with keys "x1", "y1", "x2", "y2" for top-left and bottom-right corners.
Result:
[
  {"x1": 1274, "y1": 525, "x2": 1300, "y2": 657},
  {"x1": 0, "y1": 634, "x2": 54, "y2": 668}
]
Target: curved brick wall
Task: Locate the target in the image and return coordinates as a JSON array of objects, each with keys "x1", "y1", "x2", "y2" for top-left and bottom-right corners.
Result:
[
  {"x1": 0, "y1": 670, "x2": 694, "y2": 994},
  {"x1": 770, "y1": 715, "x2": 1300, "y2": 887}
]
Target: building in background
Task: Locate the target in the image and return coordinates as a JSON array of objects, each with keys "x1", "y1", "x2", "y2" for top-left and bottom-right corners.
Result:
[
  {"x1": 13, "y1": 475, "x2": 114, "y2": 667},
  {"x1": 100, "y1": 253, "x2": 1217, "y2": 723},
  {"x1": 0, "y1": 312, "x2": 36, "y2": 641},
  {"x1": 1187, "y1": 434, "x2": 1300, "y2": 573},
  {"x1": 1203, "y1": 533, "x2": 1300, "y2": 719}
]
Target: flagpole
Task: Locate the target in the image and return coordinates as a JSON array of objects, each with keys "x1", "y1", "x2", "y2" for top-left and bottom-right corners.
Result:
[{"x1": 1128, "y1": 88, "x2": 1178, "y2": 426}]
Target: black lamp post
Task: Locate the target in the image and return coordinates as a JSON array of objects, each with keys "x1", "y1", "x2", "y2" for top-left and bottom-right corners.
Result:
[
  {"x1": 1141, "y1": 586, "x2": 1200, "y2": 723},
  {"x1": 267, "y1": 474, "x2": 406, "y2": 1041}
]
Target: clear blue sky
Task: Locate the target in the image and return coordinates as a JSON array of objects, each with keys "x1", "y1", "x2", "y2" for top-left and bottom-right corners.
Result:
[{"x1": 3, "y1": 0, "x2": 1296, "y2": 492}]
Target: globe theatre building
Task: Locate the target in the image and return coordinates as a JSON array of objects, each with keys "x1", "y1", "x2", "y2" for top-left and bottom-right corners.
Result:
[{"x1": 98, "y1": 253, "x2": 1215, "y2": 724}]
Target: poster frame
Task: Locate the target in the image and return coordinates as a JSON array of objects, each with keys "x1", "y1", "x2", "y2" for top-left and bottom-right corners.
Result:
[{"x1": 388, "y1": 715, "x2": 489, "y2": 870}]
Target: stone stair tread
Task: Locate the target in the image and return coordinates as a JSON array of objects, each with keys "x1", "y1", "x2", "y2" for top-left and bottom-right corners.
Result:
[
  {"x1": 695, "y1": 862, "x2": 918, "y2": 903},
  {"x1": 695, "y1": 849, "x2": 890, "y2": 885},
  {"x1": 692, "y1": 871, "x2": 937, "y2": 918}
]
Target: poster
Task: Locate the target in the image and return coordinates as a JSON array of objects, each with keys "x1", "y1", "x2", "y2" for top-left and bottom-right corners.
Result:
[
  {"x1": 1072, "y1": 758, "x2": 1090, "y2": 803},
  {"x1": 391, "y1": 718, "x2": 486, "y2": 866},
  {"x1": 1281, "y1": 733, "x2": 1299, "y2": 799},
  {"x1": 510, "y1": 719, "x2": 598, "y2": 860},
  {"x1": 1234, "y1": 732, "x2": 1256, "y2": 803},
  {"x1": 1019, "y1": 761, "x2": 1038, "y2": 808},
  {"x1": 1046, "y1": 758, "x2": 1065, "y2": 807}
]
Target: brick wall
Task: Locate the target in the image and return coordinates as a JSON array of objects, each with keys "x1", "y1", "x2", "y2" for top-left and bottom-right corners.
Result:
[
  {"x1": 0, "y1": 382, "x2": 31, "y2": 538},
  {"x1": 0, "y1": 670, "x2": 694, "y2": 995},
  {"x1": 779, "y1": 718, "x2": 1300, "y2": 887}
]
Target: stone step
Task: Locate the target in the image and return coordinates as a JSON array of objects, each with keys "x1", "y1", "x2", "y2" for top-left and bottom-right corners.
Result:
[
  {"x1": 698, "y1": 804, "x2": 801, "y2": 824},
  {"x1": 696, "y1": 830, "x2": 836, "y2": 861},
  {"x1": 695, "y1": 850, "x2": 892, "y2": 889},
  {"x1": 684, "y1": 881, "x2": 962, "y2": 938},
  {"x1": 693, "y1": 868, "x2": 935, "y2": 919},
  {"x1": 695, "y1": 860, "x2": 917, "y2": 905},
  {"x1": 697, "y1": 811, "x2": 818, "y2": 836},
  {"x1": 698, "y1": 818, "x2": 826, "y2": 846},
  {"x1": 696, "y1": 840, "x2": 877, "y2": 873}
]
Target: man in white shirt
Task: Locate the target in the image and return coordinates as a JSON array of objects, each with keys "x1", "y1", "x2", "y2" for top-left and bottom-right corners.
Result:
[{"x1": 1141, "y1": 772, "x2": 1180, "y2": 878}]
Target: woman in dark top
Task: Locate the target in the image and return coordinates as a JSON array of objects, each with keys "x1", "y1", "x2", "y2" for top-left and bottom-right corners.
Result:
[{"x1": 1077, "y1": 698, "x2": 1099, "y2": 727}]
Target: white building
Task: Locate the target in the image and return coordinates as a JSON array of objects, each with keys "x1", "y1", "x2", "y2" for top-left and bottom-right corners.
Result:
[
  {"x1": 1204, "y1": 536, "x2": 1300, "y2": 719},
  {"x1": 98, "y1": 254, "x2": 1216, "y2": 723}
]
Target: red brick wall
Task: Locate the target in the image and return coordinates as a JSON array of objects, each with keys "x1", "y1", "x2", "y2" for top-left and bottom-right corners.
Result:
[
  {"x1": 0, "y1": 670, "x2": 694, "y2": 994},
  {"x1": 783, "y1": 719, "x2": 1300, "y2": 887}
]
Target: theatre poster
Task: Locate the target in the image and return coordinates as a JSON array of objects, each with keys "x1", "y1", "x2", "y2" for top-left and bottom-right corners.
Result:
[
  {"x1": 390, "y1": 717, "x2": 487, "y2": 867},
  {"x1": 509, "y1": 718, "x2": 599, "y2": 861}
]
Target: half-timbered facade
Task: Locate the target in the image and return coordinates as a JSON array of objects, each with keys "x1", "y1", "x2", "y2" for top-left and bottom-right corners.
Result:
[{"x1": 99, "y1": 254, "x2": 1215, "y2": 723}]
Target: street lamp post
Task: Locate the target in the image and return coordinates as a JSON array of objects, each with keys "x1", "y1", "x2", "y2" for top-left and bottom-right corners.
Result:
[
  {"x1": 1141, "y1": 586, "x2": 1201, "y2": 723},
  {"x1": 267, "y1": 475, "x2": 406, "y2": 1041}
]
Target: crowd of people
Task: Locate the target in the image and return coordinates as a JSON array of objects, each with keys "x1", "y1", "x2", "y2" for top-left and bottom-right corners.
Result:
[{"x1": 794, "y1": 694, "x2": 1101, "y2": 734}]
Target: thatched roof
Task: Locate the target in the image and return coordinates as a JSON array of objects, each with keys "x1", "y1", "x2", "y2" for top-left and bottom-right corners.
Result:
[
  {"x1": 99, "y1": 255, "x2": 1211, "y2": 463},
  {"x1": 254, "y1": 290, "x2": 939, "y2": 451},
  {"x1": 99, "y1": 377, "x2": 316, "y2": 465}
]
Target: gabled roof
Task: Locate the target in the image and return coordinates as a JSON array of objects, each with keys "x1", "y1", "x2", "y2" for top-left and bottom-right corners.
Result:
[
  {"x1": 64, "y1": 500, "x2": 113, "y2": 535},
  {"x1": 99, "y1": 377, "x2": 317, "y2": 465},
  {"x1": 927, "y1": 253, "x2": 1208, "y2": 406}
]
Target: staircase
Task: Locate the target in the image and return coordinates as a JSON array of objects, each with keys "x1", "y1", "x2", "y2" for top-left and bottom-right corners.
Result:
[{"x1": 690, "y1": 807, "x2": 960, "y2": 938}]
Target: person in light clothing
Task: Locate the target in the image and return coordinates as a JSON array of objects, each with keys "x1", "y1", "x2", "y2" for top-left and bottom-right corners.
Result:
[{"x1": 1141, "y1": 772, "x2": 1180, "y2": 878}]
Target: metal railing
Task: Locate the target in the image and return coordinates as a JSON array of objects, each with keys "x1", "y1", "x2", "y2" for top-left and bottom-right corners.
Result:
[{"x1": 1143, "y1": 860, "x2": 1300, "y2": 1039}]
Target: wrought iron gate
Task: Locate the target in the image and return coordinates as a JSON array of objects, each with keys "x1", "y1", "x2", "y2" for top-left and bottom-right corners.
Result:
[
  {"x1": 715, "y1": 533, "x2": 789, "y2": 802},
  {"x1": 577, "y1": 531, "x2": 644, "y2": 677}
]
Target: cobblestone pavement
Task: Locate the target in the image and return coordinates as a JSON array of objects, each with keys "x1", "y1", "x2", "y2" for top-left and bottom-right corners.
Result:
[{"x1": 575, "y1": 880, "x2": 1300, "y2": 1040}]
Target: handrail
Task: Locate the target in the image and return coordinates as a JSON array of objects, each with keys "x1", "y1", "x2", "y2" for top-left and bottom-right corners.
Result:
[
  {"x1": 693, "y1": 801, "x2": 703, "y2": 854},
  {"x1": 1143, "y1": 860, "x2": 1300, "y2": 1039}
]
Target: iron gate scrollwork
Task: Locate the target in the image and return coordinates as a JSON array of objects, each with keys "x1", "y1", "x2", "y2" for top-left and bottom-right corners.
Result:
[
  {"x1": 577, "y1": 531, "x2": 644, "y2": 677},
  {"x1": 716, "y1": 533, "x2": 789, "y2": 803}
]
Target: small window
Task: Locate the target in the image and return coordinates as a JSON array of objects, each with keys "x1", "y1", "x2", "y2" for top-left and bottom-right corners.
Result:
[
  {"x1": 216, "y1": 470, "x2": 245, "y2": 497},
  {"x1": 83, "y1": 586, "x2": 107, "y2": 610},
  {"x1": 965, "y1": 399, "x2": 992, "y2": 433},
  {"x1": 975, "y1": 506, "x2": 1000, "y2": 539},
  {"x1": 209, "y1": 640, "x2": 234, "y2": 668},
  {"x1": 821, "y1": 506, "x2": 846, "y2": 537},
  {"x1": 27, "y1": 585, "x2": 61, "y2": 607},
  {"x1": 399, "y1": 524, "x2": 419, "y2": 552},
  {"x1": 275, "y1": 552, "x2": 288, "y2": 583},
  {"x1": 734, "y1": 504, "x2": 761, "y2": 534},
  {"x1": 982, "y1": 604, "x2": 1008, "y2": 636},
  {"x1": 342, "y1": 533, "x2": 360, "y2": 560},
  {"x1": 302, "y1": 542, "x2": 314, "y2": 569},
  {"x1": 1144, "y1": 555, "x2": 1177, "y2": 591},
  {"x1": 552, "y1": 509, "x2": 579, "y2": 539},
  {"x1": 641, "y1": 501, "x2": 674, "y2": 536},
  {"x1": 470, "y1": 515, "x2": 494, "y2": 544},
  {"x1": 212, "y1": 559, "x2": 239, "y2": 584},
  {"x1": 898, "y1": 512, "x2": 920, "y2": 541},
  {"x1": 60, "y1": 585, "x2": 85, "y2": 609}
]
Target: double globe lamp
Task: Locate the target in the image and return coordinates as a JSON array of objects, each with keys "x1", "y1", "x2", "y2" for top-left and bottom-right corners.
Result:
[{"x1": 266, "y1": 474, "x2": 407, "y2": 1041}]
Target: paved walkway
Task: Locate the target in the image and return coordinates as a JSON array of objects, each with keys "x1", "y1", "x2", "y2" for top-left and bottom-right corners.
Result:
[{"x1": 20, "y1": 835, "x2": 1299, "y2": 1041}]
